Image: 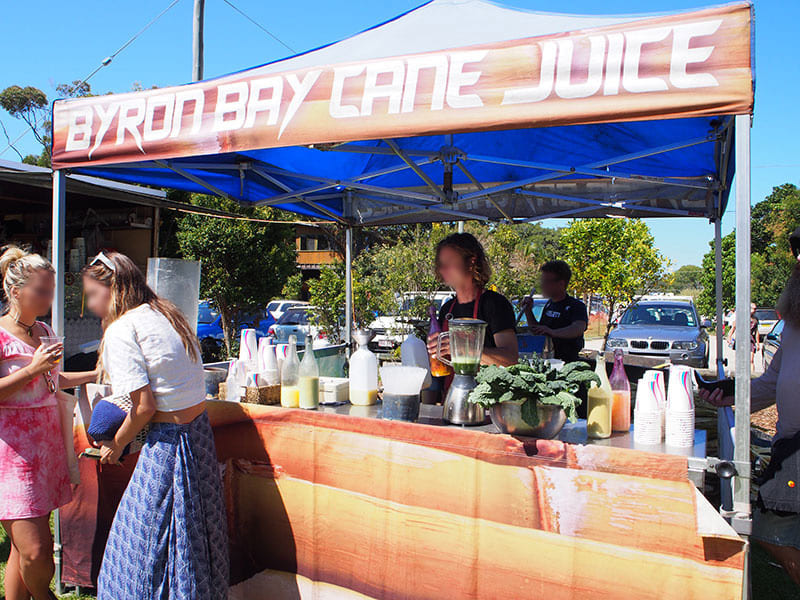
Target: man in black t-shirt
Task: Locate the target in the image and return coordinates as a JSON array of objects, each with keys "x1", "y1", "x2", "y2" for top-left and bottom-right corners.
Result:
[{"x1": 521, "y1": 260, "x2": 588, "y2": 363}]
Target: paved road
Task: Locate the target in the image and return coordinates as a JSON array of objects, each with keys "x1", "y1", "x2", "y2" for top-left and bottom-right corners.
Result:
[{"x1": 584, "y1": 335, "x2": 764, "y2": 377}]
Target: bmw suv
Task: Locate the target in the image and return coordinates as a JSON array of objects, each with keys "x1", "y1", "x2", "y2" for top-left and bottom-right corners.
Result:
[{"x1": 605, "y1": 300, "x2": 710, "y2": 368}]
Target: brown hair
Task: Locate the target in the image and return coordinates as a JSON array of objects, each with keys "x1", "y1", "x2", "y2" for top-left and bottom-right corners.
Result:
[
  {"x1": 83, "y1": 252, "x2": 200, "y2": 364},
  {"x1": 435, "y1": 233, "x2": 491, "y2": 288}
]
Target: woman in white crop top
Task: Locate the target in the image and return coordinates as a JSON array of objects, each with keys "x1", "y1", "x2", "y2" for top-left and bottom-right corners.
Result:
[{"x1": 82, "y1": 251, "x2": 228, "y2": 600}]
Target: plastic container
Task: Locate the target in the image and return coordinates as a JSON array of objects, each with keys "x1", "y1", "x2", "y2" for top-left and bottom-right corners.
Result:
[
  {"x1": 298, "y1": 335, "x2": 319, "y2": 410},
  {"x1": 587, "y1": 354, "x2": 613, "y2": 439},
  {"x1": 224, "y1": 359, "x2": 245, "y2": 402},
  {"x1": 258, "y1": 337, "x2": 280, "y2": 386},
  {"x1": 349, "y1": 329, "x2": 378, "y2": 406},
  {"x1": 400, "y1": 333, "x2": 431, "y2": 389},
  {"x1": 609, "y1": 349, "x2": 631, "y2": 433},
  {"x1": 380, "y1": 365, "x2": 428, "y2": 422},
  {"x1": 280, "y1": 335, "x2": 300, "y2": 408},
  {"x1": 146, "y1": 258, "x2": 201, "y2": 333}
]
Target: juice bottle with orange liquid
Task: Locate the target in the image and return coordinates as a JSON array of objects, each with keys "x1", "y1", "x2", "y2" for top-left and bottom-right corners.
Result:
[
  {"x1": 428, "y1": 305, "x2": 452, "y2": 377},
  {"x1": 609, "y1": 349, "x2": 631, "y2": 432}
]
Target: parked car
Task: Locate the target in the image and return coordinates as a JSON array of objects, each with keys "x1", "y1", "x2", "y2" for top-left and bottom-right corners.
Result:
[
  {"x1": 267, "y1": 299, "x2": 307, "y2": 321},
  {"x1": 605, "y1": 299, "x2": 710, "y2": 368},
  {"x1": 197, "y1": 301, "x2": 272, "y2": 360},
  {"x1": 763, "y1": 320, "x2": 783, "y2": 370},
  {"x1": 270, "y1": 305, "x2": 325, "y2": 348},
  {"x1": 754, "y1": 308, "x2": 779, "y2": 341},
  {"x1": 513, "y1": 296, "x2": 548, "y2": 327}
]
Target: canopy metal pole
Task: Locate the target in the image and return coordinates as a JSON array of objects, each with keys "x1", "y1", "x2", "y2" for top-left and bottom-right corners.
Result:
[
  {"x1": 714, "y1": 217, "x2": 725, "y2": 378},
  {"x1": 734, "y1": 113, "x2": 752, "y2": 600},
  {"x1": 344, "y1": 192, "x2": 353, "y2": 354},
  {"x1": 52, "y1": 169, "x2": 66, "y2": 595},
  {"x1": 192, "y1": 0, "x2": 205, "y2": 81}
]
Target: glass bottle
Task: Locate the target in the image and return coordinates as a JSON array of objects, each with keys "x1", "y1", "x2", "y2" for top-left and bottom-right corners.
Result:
[
  {"x1": 428, "y1": 305, "x2": 452, "y2": 377},
  {"x1": 280, "y1": 335, "x2": 300, "y2": 408},
  {"x1": 298, "y1": 335, "x2": 319, "y2": 410},
  {"x1": 609, "y1": 349, "x2": 631, "y2": 432},
  {"x1": 587, "y1": 354, "x2": 613, "y2": 439}
]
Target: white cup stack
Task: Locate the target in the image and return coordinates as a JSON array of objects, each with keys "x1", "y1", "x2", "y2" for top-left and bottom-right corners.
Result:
[
  {"x1": 239, "y1": 328, "x2": 258, "y2": 374},
  {"x1": 642, "y1": 369, "x2": 667, "y2": 437},
  {"x1": 665, "y1": 365, "x2": 695, "y2": 448},
  {"x1": 634, "y1": 378, "x2": 662, "y2": 445}
]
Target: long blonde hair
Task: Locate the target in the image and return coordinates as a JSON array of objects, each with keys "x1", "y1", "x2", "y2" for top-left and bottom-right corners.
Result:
[
  {"x1": 0, "y1": 245, "x2": 54, "y2": 313},
  {"x1": 83, "y1": 251, "x2": 200, "y2": 363}
]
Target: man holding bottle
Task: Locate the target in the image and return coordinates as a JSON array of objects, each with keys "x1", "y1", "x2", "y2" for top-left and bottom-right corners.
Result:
[{"x1": 521, "y1": 260, "x2": 588, "y2": 363}]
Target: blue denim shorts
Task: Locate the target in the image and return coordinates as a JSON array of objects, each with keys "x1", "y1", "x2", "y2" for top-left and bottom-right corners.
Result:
[{"x1": 751, "y1": 508, "x2": 800, "y2": 550}]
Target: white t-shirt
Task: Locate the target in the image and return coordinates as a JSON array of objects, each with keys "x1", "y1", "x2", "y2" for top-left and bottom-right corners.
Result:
[{"x1": 102, "y1": 304, "x2": 204, "y2": 412}]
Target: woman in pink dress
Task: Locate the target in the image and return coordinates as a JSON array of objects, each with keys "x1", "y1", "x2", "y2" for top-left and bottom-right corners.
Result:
[{"x1": 0, "y1": 246, "x2": 97, "y2": 600}]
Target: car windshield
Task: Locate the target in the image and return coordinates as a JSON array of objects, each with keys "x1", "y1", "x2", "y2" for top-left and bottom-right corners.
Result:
[
  {"x1": 620, "y1": 304, "x2": 697, "y2": 327},
  {"x1": 198, "y1": 304, "x2": 218, "y2": 324},
  {"x1": 278, "y1": 308, "x2": 308, "y2": 325},
  {"x1": 267, "y1": 302, "x2": 281, "y2": 312},
  {"x1": 516, "y1": 299, "x2": 548, "y2": 327},
  {"x1": 754, "y1": 309, "x2": 778, "y2": 321},
  {"x1": 770, "y1": 321, "x2": 785, "y2": 337}
]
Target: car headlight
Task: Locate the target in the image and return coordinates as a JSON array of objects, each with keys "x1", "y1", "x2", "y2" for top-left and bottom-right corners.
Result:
[
  {"x1": 606, "y1": 339, "x2": 628, "y2": 348},
  {"x1": 672, "y1": 341, "x2": 698, "y2": 350}
]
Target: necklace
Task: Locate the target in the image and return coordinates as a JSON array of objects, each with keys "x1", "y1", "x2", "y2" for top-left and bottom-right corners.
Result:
[{"x1": 13, "y1": 315, "x2": 35, "y2": 337}]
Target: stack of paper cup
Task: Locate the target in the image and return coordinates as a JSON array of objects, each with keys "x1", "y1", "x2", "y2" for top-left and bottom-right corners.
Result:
[
  {"x1": 634, "y1": 378, "x2": 662, "y2": 445},
  {"x1": 665, "y1": 365, "x2": 695, "y2": 447},
  {"x1": 239, "y1": 329, "x2": 258, "y2": 372},
  {"x1": 642, "y1": 370, "x2": 667, "y2": 437}
]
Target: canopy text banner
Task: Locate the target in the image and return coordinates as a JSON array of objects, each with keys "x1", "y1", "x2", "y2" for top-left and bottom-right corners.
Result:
[{"x1": 52, "y1": 3, "x2": 752, "y2": 169}]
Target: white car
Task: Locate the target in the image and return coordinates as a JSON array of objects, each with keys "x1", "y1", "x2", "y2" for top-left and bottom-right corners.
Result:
[
  {"x1": 267, "y1": 299, "x2": 308, "y2": 321},
  {"x1": 369, "y1": 291, "x2": 454, "y2": 354}
]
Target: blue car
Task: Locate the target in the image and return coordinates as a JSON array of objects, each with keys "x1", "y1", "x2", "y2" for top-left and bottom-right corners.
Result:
[{"x1": 197, "y1": 301, "x2": 274, "y2": 358}]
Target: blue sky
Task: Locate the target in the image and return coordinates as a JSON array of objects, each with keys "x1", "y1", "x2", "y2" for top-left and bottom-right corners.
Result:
[{"x1": 2, "y1": 0, "x2": 798, "y2": 267}]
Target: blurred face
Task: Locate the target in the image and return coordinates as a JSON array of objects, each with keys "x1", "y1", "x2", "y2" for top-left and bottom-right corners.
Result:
[
  {"x1": 8, "y1": 269, "x2": 54, "y2": 318},
  {"x1": 540, "y1": 271, "x2": 566, "y2": 300},
  {"x1": 82, "y1": 276, "x2": 113, "y2": 319},
  {"x1": 750, "y1": 303, "x2": 756, "y2": 315},
  {"x1": 436, "y1": 246, "x2": 473, "y2": 289}
]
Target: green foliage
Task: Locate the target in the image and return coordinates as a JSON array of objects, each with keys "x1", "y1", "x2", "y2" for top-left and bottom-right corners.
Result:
[
  {"x1": 667, "y1": 265, "x2": 704, "y2": 295},
  {"x1": 281, "y1": 272, "x2": 304, "y2": 301},
  {"x1": 697, "y1": 183, "x2": 800, "y2": 314},
  {"x1": 469, "y1": 357, "x2": 598, "y2": 427},
  {"x1": 175, "y1": 195, "x2": 296, "y2": 355},
  {"x1": 0, "y1": 85, "x2": 49, "y2": 148},
  {"x1": 560, "y1": 219, "x2": 669, "y2": 340}
]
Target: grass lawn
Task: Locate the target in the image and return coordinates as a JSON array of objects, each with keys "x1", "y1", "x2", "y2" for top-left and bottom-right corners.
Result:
[{"x1": 0, "y1": 516, "x2": 93, "y2": 600}]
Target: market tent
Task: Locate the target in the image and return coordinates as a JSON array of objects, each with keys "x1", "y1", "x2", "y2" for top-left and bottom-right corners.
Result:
[
  {"x1": 51, "y1": 0, "x2": 751, "y2": 224},
  {"x1": 49, "y1": 0, "x2": 756, "y2": 591}
]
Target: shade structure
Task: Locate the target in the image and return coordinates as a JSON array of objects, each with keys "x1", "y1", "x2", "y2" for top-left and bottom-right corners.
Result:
[{"x1": 51, "y1": 0, "x2": 753, "y2": 224}]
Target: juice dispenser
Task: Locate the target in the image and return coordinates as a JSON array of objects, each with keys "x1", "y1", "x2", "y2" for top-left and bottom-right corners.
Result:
[
  {"x1": 436, "y1": 318, "x2": 487, "y2": 425},
  {"x1": 349, "y1": 329, "x2": 379, "y2": 406}
]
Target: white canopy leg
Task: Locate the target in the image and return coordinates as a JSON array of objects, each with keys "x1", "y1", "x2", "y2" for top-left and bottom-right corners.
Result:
[{"x1": 734, "y1": 112, "x2": 752, "y2": 600}]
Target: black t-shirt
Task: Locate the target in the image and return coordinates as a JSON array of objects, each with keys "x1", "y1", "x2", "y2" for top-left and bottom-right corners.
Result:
[
  {"x1": 538, "y1": 295, "x2": 588, "y2": 362},
  {"x1": 438, "y1": 290, "x2": 516, "y2": 348}
]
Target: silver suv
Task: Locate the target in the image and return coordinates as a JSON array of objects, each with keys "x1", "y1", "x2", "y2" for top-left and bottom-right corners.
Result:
[{"x1": 605, "y1": 300, "x2": 710, "y2": 368}]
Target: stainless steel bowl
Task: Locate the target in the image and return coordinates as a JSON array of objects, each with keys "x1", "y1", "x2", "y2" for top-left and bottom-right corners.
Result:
[{"x1": 489, "y1": 400, "x2": 566, "y2": 438}]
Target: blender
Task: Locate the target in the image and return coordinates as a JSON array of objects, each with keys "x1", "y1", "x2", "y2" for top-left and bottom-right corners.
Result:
[{"x1": 436, "y1": 318, "x2": 488, "y2": 425}]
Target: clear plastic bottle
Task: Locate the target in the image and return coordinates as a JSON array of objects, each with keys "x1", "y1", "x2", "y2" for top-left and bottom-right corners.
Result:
[
  {"x1": 587, "y1": 354, "x2": 613, "y2": 439},
  {"x1": 258, "y1": 337, "x2": 280, "y2": 386},
  {"x1": 298, "y1": 335, "x2": 319, "y2": 410},
  {"x1": 609, "y1": 349, "x2": 631, "y2": 432},
  {"x1": 428, "y1": 305, "x2": 452, "y2": 377},
  {"x1": 280, "y1": 335, "x2": 300, "y2": 408},
  {"x1": 349, "y1": 330, "x2": 378, "y2": 406},
  {"x1": 401, "y1": 333, "x2": 431, "y2": 389}
]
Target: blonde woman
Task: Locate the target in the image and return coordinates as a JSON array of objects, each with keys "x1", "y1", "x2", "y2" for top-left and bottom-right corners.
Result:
[
  {"x1": 0, "y1": 246, "x2": 96, "y2": 600},
  {"x1": 81, "y1": 251, "x2": 228, "y2": 600}
]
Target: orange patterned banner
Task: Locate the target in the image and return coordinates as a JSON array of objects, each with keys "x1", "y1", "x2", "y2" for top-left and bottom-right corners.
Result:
[{"x1": 52, "y1": 3, "x2": 752, "y2": 169}]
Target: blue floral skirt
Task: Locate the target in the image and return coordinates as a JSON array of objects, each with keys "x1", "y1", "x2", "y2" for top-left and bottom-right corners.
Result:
[{"x1": 98, "y1": 411, "x2": 229, "y2": 600}]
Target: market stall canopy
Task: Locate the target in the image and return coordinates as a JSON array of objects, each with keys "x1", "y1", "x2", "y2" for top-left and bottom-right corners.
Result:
[{"x1": 51, "y1": 0, "x2": 754, "y2": 224}]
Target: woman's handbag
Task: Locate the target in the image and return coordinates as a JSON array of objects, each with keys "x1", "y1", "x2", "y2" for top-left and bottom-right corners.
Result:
[
  {"x1": 86, "y1": 393, "x2": 150, "y2": 456},
  {"x1": 757, "y1": 430, "x2": 800, "y2": 514}
]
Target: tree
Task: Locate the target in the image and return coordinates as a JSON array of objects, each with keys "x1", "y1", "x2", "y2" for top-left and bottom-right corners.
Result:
[
  {"x1": 0, "y1": 85, "x2": 48, "y2": 147},
  {"x1": 176, "y1": 195, "x2": 296, "y2": 356},
  {"x1": 697, "y1": 232, "x2": 736, "y2": 317},
  {"x1": 560, "y1": 219, "x2": 670, "y2": 342},
  {"x1": 668, "y1": 265, "x2": 703, "y2": 295}
]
